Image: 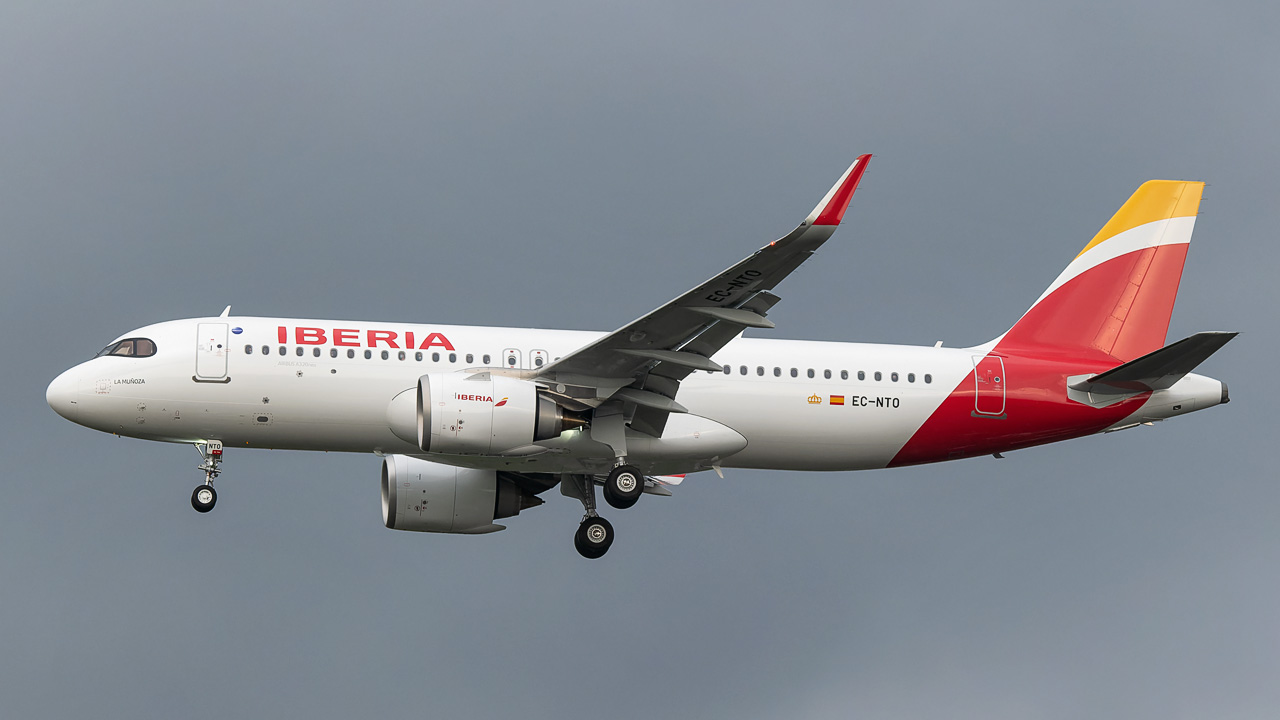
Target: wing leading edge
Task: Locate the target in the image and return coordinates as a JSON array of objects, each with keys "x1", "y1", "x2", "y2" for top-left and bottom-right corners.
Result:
[{"x1": 534, "y1": 154, "x2": 872, "y2": 436}]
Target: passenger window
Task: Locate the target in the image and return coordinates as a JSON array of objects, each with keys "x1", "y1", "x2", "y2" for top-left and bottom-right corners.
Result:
[
  {"x1": 807, "y1": 369, "x2": 815, "y2": 378},
  {"x1": 245, "y1": 345, "x2": 253, "y2": 355},
  {"x1": 347, "y1": 349, "x2": 355, "y2": 359},
  {"x1": 824, "y1": 369, "x2": 831, "y2": 379},
  {"x1": 449, "y1": 353, "x2": 457, "y2": 363},
  {"x1": 841, "y1": 370, "x2": 848, "y2": 380},
  {"x1": 262, "y1": 346, "x2": 269, "y2": 355},
  {"x1": 774, "y1": 367, "x2": 781, "y2": 377},
  {"x1": 278, "y1": 347, "x2": 286, "y2": 356},
  {"x1": 756, "y1": 366, "x2": 764, "y2": 376},
  {"x1": 381, "y1": 350, "x2": 389, "y2": 360},
  {"x1": 433, "y1": 352, "x2": 441, "y2": 362},
  {"x1": 415, "y1": 352, "x2": 423, "y2": 361},
  {"x1": 908, "y1": 373, "x2": 915, "y2": 383},
  {"x1": 330, "y1": 348, "x2": 338, "y2": 358},
  {"x1": 924, "y1": 374, "x2": 932, "y2": 384},
  {"x1": 891, "y1": 372, "x2": 899, "y2": 382},
  {"x1": 398, "y1": 351, "x2": 406, "y2": 361},
  {"x1": 857, "y1": 371, "x2": 865, "y2": 380},
  {"x1": 296, "y1": 347, "x2": 304, "y2": 357},
  {"x1": 534, "y1": 357, "x2": 543, "y2": 367},
  {"x1": 466, "y1": 354, "x2": 474, "y2": 364},
  {"x1": 364, "y1": 350, "x2": 372, "y2": 359},
  {"x1": 312, "y1": 348, "x2": 321, "y2": 357},
  {"x1": 874, "y1": 371, "x2": 882, "y2": 381},
  {"x1": 740, "y1": 365, "x2": 748, "y2": 375},
  {"x1": 723, "y1": 365, "x2": 730, "y2": 374},
  {"x1": 507, "y1": 354, "x2": 517, "y2": 367},
  {"x1": 790, "y1": 368, "x2": 798, "y2": 378}
]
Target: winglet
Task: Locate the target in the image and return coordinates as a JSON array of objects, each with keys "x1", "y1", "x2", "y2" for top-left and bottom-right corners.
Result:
[{"x1": 806, "y1": 154, "x2": 871, "y2": 226}]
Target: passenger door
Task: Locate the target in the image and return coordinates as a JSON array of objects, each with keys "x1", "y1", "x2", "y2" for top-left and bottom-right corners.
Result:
[
  {"x1": 195, "y1": 323, "x2": 229, "y2": 380},
  {"x1": 972, "y1": 355, "x2": 1006, "y2": 417}
]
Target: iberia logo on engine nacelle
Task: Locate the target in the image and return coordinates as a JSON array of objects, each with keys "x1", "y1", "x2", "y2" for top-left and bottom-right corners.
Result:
[{"x1": 454, "y1": 394, "x2": 509, "y2": 407}]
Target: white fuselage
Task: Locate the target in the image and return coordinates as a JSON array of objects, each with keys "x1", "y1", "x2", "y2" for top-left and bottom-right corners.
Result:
[{"x1": 47, "y1": 315, "x2": 1224, "y2": 477}]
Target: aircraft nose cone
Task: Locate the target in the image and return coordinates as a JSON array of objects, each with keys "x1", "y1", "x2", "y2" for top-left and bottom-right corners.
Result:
[{"x1": 47, "y1": 367, "x2": 81, "y2": 421}]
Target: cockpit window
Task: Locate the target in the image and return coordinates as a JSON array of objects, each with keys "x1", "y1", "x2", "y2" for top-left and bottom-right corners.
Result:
[{"x1": 96, "y1": 338, "x2": 157, "y2": 358}]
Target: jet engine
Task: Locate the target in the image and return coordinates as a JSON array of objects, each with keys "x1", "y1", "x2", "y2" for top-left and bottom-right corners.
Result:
[
  {"x1": 416, "y1": 373, "x2": 585, "y2": 454},
  {"x1": 380, "y1": 455, "x2": 542, "y2": 534}
]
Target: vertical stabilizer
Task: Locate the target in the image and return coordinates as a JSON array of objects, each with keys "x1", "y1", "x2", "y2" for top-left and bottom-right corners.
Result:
[{"x1": 999, "y1": 181, "x2": 1204, "y2": 362}]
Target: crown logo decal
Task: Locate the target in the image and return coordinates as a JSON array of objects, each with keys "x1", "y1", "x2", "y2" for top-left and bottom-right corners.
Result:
[{"x1": 807, "y1": 394, "x2": 822, "y2": 405}]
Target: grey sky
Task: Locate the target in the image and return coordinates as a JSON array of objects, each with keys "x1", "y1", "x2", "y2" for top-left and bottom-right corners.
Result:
[{"x1": 2, "y1": 1, "x2": 1275, "y2": 718}]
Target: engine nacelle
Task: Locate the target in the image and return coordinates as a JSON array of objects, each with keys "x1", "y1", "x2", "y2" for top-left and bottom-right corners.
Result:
[
  {"x1": 416, "y1": 373, "x2": 574, "y2": 455},
  {"x1": 380, "y1": 455, "x2": 541, "y2": 534}
]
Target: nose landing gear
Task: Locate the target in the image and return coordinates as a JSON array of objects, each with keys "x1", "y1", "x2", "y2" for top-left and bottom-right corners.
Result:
[{"x1": 191, "y1": 440, "x2": 223, "y2": 513}]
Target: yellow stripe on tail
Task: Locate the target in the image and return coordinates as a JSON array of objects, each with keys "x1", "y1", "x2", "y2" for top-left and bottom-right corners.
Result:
[{"x1": 1075, "y1": 180, "x2": 1203, "y2": 258}]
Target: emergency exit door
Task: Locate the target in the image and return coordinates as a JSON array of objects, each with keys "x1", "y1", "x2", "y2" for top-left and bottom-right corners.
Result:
[
  {"x1": 972, "y1": 355, "x2": 1006, "y2": 417},
  {"x1": 196, "y1": 323, "x2": 229, "y2": 380}
]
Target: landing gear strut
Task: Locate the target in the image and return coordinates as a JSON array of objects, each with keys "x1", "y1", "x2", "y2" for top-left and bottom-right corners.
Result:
[
  {"x1": 191, "y1": 440, "x2": 223, "y2": 513},
  {"x1": 603, "y1": 464, "x2": 643, "y2": 509},
  {"x1": 565, "y1": 473, "x2": 614, "y2": 559}
]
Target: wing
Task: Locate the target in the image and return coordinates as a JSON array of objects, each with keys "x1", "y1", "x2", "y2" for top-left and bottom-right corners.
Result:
[{"x1": 533, "y1": 154, "x2": 871, "y2": 436}]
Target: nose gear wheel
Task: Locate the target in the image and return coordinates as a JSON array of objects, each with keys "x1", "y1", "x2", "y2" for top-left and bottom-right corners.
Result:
[{"x1": 191, "y1": 484, "x2": 217, "y2": 512}]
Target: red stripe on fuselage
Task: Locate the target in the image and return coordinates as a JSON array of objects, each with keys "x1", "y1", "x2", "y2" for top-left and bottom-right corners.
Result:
[
  {"x1": 888, "y1": 353, "x2": 1148, "y2": 467},
  {"x1": 889, "y1": 245, "x2": 1188, "y2": 467}
]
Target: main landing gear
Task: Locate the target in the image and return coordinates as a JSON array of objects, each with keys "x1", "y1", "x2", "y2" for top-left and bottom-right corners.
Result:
[
  {"x1": 603, "y1": 464, "x2": 643, "y2": 509},
  {"x1": 191, "y1": 440, "x2": 223, "y2": 513},
  {"x1": 575, "y1": 516, "x2": 614, "y2": 560},
  {"x1": 565, "y1": 473, "x2": 615, "y2": 559}
]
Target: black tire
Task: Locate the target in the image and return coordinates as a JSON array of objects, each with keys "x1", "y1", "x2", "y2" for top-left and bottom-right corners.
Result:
[
  {"x1": 603, "y1": 465, "x2": 643, "y2": 510},
  {"x1": 191, "y1": 484, "x2": 217, "y2": 513},
  {"x1": 574, "y1": 516, "x2": 613, "y2": 559}
]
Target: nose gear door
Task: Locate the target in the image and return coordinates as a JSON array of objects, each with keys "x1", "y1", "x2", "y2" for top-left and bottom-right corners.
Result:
[{"x1": 196, "y1": 323, "x2": 229, "y2": 380}]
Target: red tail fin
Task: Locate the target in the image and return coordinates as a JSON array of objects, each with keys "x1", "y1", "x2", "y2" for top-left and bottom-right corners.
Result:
[{"x1": 999, "y1": 181, "x2": 1204, "y2": 362}]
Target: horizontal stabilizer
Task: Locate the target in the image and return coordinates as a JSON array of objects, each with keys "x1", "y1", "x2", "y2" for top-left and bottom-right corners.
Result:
[{"x1": 1069, "y1": 331, "x2": 1237, "y2": 394}]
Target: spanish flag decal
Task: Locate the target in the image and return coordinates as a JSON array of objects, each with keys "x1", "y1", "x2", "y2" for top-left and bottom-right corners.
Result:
[{"x1": 830, "y1": 395, "x2": 845, "y2": 406}]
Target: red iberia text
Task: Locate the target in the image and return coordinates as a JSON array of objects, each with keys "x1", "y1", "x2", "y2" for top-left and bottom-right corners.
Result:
[{"x1": 279, "y1": 326, "x2": 455, "y2": 350}]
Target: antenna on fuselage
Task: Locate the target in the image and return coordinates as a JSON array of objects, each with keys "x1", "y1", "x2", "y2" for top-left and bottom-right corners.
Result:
[{"x1": 219, "y1": 305, "x2": 231, "y2": 318}]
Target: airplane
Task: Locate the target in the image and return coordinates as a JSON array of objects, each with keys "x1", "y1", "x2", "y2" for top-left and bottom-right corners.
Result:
[{"x1": 46, "y1": 154, "x2": 1236, "y2": 558}]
